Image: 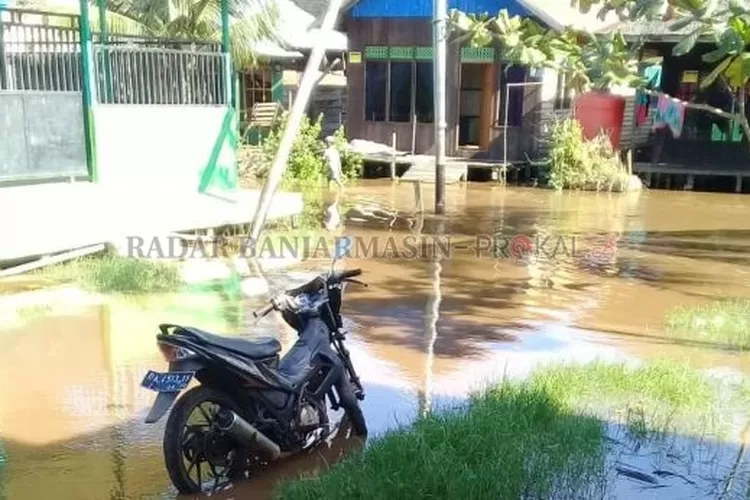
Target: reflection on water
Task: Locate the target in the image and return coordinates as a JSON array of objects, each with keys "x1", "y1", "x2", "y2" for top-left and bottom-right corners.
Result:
[{"x1": 3, "y1": 182, "x2": 750, "y2": 498}]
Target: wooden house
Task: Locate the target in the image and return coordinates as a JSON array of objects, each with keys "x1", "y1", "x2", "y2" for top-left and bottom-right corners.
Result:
[
  {"x1": 340, "y1": 0, "x2": 653, "y2": 163},
  {"x1": 240, "y1": 0, "x2": 353, "y2": 139},
  {"x1": 617, "y1": 17, "x2": 750, "y2": 175}
]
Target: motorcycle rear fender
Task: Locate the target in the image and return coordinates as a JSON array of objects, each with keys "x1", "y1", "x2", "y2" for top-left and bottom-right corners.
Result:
[{"x1": 144, "y1": 359, "x2": 206, "y2": 424}]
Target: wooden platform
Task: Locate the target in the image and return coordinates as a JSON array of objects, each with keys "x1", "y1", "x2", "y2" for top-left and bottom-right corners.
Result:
[
  {"x1": 0, "y1": 182, "x2": 303, "y2": 263},
  {"x1": 363, "y1": 151, "x2": 513, "y2": 182},
  {"x1": 633, "y1": 162, "x2": 750, "y2": 192}
]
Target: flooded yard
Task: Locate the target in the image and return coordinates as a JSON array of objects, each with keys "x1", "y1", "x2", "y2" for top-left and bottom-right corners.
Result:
[{"x1": 3, "y1": 181, "x2": 750, "y2": 499}]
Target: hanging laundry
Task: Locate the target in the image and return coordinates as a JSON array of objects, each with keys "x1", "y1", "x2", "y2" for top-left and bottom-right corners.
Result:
[
  {"x1": 653, "y1": 94, "x2": 686, "y2": 138},
  {"x1": 635, "y1": 91, "x2": 651, "y2": 126},
  {"x1": 643, "y1": 65, "x2": 663, "y2": 88}
]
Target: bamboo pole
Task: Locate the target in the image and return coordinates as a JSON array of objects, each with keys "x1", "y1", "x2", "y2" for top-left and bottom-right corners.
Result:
[{"x1": 248, "y1": 0, "x2": 344, "y2": 246}]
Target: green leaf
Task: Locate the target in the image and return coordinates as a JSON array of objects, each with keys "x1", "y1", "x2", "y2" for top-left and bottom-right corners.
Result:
[
  {"x1": 668, "y1": 15, "x2": 697, "y2": 32},
  {"x1": 725, "y1": 55, "x2": 748, "y2": 88},
  {"x1": 673, "y1": 28, "x2": 702, "y2": 56},
  {"x1": 700, "y1": 55, "x2": 733, "y2": 88},
  {"x1": 505, "y1": 31, "x2": 520, "y2": 47},
  {"x1": 703, "y1": 47, "x2": 729, "y2": 63}
]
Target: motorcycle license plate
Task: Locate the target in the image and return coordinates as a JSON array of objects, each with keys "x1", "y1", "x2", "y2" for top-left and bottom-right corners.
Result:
[{"x1": 141, "y1": 370, "x2": 194, "y2": 392}]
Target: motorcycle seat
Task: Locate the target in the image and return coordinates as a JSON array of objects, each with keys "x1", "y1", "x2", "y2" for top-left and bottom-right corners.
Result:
[{"x1": 180, "y1": 327, "x2": 282, "y2": 360}]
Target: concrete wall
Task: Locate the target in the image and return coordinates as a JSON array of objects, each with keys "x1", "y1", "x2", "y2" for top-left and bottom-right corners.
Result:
[
  {"x1": 94, "y1": 105, "x2": 238, "y2": 192},
  {"x1": 0, "y1": 91, "x2": 87, "y2": 182}
]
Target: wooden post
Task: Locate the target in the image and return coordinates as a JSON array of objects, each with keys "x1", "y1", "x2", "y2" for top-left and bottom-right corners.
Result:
[
  {"x1": 414, "y1": 180, "x2": 424, "y2": 213},
  {"x1": 390, "y1": 131, "x2": 397, "y2": 180},
  {"x1": 479, "y1": 63, "x2": 494, "y2": 151},
  {"x1": 736, "y1": 175, "x2": 743, "y2": 193},
  {"x1": 626, "y1": 149, "x2": 633, "y2": 176}
]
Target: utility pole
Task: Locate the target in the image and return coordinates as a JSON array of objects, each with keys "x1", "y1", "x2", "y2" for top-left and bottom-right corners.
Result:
[
  {"x1": 433, "y1": 0, "x2": 447, "y2": 214},
  {"x1": 248, "y1": 0, "x2": 344, "y2": 247}
]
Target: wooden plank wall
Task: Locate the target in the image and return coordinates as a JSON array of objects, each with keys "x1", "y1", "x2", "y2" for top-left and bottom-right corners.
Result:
[{"x1": 345, "y1": 18, "x2": 460, "y2": 155}]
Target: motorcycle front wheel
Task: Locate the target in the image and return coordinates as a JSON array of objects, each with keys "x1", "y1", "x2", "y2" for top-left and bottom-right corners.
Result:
[
  {"x1": 163, "y1": 386, "x2": 249, "y2": 494},
  {"x1": 337, "y1": 380, "x2": 368, "y2": 437}
]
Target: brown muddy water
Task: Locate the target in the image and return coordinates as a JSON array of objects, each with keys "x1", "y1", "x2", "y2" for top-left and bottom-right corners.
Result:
[{"x1": 3, "y1": 181, "x2": 750, "y2": 499}]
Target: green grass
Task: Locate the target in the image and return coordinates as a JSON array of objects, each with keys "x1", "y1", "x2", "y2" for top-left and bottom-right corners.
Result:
[
  {"x1": 39, "y1": 254, "x2": 184, "y2": 294},
  {"x1": 528, "y1": 360, "x2": 733, "y2": 439},
  {"x1": 278, "y1": 381, "x2": 606, "y2": 500},
  {"x1": 665, "y1": 299, "x2": 750, "y2": 350},
  {"x1": 276, "y1": 360, "x2": 750, "y2": 500}
]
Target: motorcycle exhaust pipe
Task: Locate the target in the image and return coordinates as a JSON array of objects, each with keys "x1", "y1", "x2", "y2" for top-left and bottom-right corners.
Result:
[{"x1": 215, "y1": 409, "x2": 281, "y2": 462}]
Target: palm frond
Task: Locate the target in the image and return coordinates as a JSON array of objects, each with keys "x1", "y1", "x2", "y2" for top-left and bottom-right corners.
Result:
[{"x1": 89, "y1": 8, "x2": 152, "y2": 37}]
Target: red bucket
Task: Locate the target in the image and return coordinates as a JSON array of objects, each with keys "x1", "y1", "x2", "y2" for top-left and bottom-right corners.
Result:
[{"x1": 573, "y1": 92, "x2": 626, "y2": 150}]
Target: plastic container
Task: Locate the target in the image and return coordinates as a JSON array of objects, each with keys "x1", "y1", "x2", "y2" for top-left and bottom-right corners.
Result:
[{"x1": 573, "y1": 91, "x2": 626, "y2": 150}]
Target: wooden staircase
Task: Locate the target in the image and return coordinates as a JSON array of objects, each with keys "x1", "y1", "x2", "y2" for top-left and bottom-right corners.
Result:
[{"x1": 244, "y1": 102, "x2": 283, "y2": 144}]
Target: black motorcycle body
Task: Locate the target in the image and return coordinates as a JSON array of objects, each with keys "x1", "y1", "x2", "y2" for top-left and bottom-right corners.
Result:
[{"x1": 141, "y1": 268, "x2": 367, "y2": 493}]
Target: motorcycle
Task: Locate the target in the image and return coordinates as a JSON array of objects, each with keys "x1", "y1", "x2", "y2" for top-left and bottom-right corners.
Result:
[{"x1": 140, "y1": 262, "x2": 368, "y2": 494}]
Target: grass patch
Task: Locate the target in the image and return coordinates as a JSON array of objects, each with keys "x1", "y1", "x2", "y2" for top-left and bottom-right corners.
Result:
[
  {"x1": 39, "y1": 254, "x2": 183, "y2": 294},
  {"x1": 278, "y1": 381, "x2": 605, "y2": 500},
  {"x1": 277, "y1": 360, "x2": 750, "y2": 500},
  {"x1": 666, "y1": 299, "x2": 750, "y2": 350},
  {"x1": 528, "y1": 360, "x2": 735, "y2": 439}
]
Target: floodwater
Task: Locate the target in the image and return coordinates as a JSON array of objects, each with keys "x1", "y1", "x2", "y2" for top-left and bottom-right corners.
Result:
[{"x1": 3, "y1": 181, "x2": 750, "y2": 499}]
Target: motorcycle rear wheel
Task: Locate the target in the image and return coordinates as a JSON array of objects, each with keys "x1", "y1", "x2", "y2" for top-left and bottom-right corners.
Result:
[{"x1": 163, "y1": 386, "x2": 249, "y2": 494}]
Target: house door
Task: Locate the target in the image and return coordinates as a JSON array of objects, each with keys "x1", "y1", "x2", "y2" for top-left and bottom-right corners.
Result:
[{"x1": 458, "y1": 63, "x2": 494, "y2": 150}]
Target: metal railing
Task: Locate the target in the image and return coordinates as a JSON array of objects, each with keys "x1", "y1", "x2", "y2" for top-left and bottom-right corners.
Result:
[
  {"x1": 93, "y1": 45, "x2": 227, "y2": 105},
  {"x1": 2, "y1": 7, "x2": 228, "y2": 105},
  {"x1": 0, "y1": 9, "x2": 83, "y2": 91}
]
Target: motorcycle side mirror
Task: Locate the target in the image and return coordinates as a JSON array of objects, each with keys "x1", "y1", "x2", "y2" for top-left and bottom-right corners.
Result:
[{"x1": 331, "y1": 236, "x2": 352, "y2": 272}]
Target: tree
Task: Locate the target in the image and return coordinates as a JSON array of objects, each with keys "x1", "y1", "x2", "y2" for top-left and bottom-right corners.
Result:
[
  {"x1": 449, "y1": 0, "x2": 750, "y2": 147},
  {"x1": 449, "y1": 9, "x2": 643, "y2": 93},
  {"x1": 577, "y1": 0, "x2": 750, "y2": 142},
  {"x1": 101, "y1": 0, "x2": 280, "y2": 70}
]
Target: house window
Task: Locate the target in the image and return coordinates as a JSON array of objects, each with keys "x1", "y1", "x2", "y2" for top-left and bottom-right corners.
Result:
[
  {"x1": 415, "y1": 62, "x2": 434, "y2": 123},
  {"x1": 389, "y1": 61, "x2": 413, "y2": 122},
  {"x1": 365, "y1": 61, "x2": 388, "y2": 121},
  {"x1": 555, "y1": 72, "x2": 574, "y2": 111},
  {"x1": 243, "y1": 68, "x2": 273, "y2": 123},
  {"x1": 362, "y1": 49, "x2": 435, "y2": 124}
]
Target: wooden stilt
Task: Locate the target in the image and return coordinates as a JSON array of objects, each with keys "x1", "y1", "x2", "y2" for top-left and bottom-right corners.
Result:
[
  {"x1": 736, "y1": 175, "x2": 743, "y2": 193},
  {"x1": 390, "y1": 132, "x2": 397, "y2": 181}
]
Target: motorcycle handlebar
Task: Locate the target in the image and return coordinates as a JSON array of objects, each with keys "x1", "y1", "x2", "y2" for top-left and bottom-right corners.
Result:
[
  {"x1": 253, "y1": 302, "x2": 274, "y2": 319},
  {"x1": 252, "y1": 269, "x2": 363, "y2": 319},
  {"x1": 331, "y1": 268, "x2": 362, "y2": 283}
]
